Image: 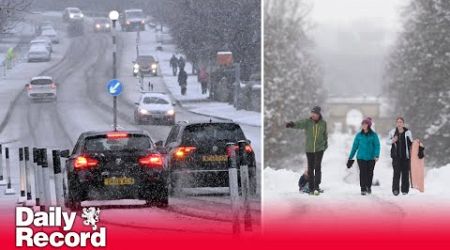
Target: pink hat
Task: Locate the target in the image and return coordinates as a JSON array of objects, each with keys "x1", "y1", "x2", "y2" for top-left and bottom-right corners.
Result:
[{"x1": 362, "y1": 117, "x2": 373, "y2": 127}]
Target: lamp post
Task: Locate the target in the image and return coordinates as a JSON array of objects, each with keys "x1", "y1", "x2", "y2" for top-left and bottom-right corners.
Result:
[{"x1": 109, "y1": 10, "x2": 119, "y2": 131}]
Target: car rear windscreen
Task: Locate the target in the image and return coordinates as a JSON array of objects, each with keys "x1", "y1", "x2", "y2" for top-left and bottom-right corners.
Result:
[
  {"x1": 83, "y1": 134, "x2": 152, "y2": 152},
  {"x1": 182, "y1": 124, "x2": 245, "y2": 145},
  {"x1": 31, "y1": 79, "x2": 52, "y2": 85}
]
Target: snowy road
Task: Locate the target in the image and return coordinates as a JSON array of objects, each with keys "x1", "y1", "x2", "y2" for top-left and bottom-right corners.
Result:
[{"x1": 0, "y1": 14, "x2": 261, "y2": 235}]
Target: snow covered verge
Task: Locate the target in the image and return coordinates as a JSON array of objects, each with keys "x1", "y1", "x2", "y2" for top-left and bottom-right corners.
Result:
[{"x1": 263, "y1": 132, "x2": 450, "y2": 229}]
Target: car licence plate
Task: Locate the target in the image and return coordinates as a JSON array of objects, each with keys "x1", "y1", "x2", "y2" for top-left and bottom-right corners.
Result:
[
  {"x1": 202, "y1": 155, "x2": 228, "y2": 162},
  {"x1": 104, "y1": 177, "x2": 135, "y2": 186}
]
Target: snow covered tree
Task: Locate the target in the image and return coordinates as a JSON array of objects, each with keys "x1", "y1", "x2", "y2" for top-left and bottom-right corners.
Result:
[
  {"x1": 148, "y1": 0, "x2": 261, "y2": 79},
  {"x1": 264, "y1": 0, "x2": 324, "y2": 169},
  {"x1": 0, "y1": 0, "x2": 32, "y2": 33},
  {"x1": 385, "y1": 0, "x2": 450, "y2": 166}
]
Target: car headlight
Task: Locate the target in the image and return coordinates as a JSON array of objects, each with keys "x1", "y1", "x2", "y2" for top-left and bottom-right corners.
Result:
[
  {"x1": 69, "y1": 14, "x2": 74, "y2": 18},
  {"x1": 133, "y1": 64, "x2": 140, "y2": 69},
  {"x1": 95, "y1": 24, "x2": 101, "y2": 28},
  {"x1": 80, "y1": 13, "x2": 84, "y2": 18},
  {"x1": 105, "y1": 24, "x2": 110, "y2": 28},
  {"x1": 151, "y1": 64, "x2": 157, "y2": 70},
  {"x1": 138, "y1": 108, "x2": 149, "y2": 114},
  {"x1": 167, "y1": 109, "x2": 175, "y2": 116}
]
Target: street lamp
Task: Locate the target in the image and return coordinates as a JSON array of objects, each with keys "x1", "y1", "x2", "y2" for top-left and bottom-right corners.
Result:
[
  {"x1": 109, "y1": 10, "x2": 119, "y2": 130},
  {"x1": 108, "y1": 10, "x2": 119, "y2": 21}
]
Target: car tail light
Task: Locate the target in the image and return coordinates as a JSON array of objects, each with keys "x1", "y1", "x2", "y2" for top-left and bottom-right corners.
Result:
[
  {"x1": 107, "y1": 132, "x2": 128, "y2": 139},
  {"x1": 74, "y1": 155, "x2": 98, "y2": 170},
  {"x1": 174, "y1": 146, "x2": 196, "y2": 159},
  {"x1": 51, "y1": 83, "x2": 56, "y2": 89},
  {"x1": 245, "y1": 144, "x2": 253, "y2": 153},
  {"x1": 139, "y1": 153, "x2": 163, "y2": 168},
  {"x1": 226, "y1": 145, "x2": 239, "y2": 157},
  {"x1": 26, "y1": 84, "x2": 32, "y2": 91}
]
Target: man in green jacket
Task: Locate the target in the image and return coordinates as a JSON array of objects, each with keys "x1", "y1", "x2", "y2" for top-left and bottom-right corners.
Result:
[{"x1": 286, "y1": 106, "x2": 328, "y2": 195}]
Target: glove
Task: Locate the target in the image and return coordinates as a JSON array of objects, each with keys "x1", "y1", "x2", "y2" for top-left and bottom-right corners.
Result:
[
  {"x1": 286, "y1": 121, "x2": 295, "y2": 128},
  {"x1": 346, "y1": 159, "x2": 355, "y2": 169}
]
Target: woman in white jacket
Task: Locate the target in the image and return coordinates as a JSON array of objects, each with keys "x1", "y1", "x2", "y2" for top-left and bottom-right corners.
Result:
[{"x1": 387, "y1": 117, "x2": 413, "y2": 196}]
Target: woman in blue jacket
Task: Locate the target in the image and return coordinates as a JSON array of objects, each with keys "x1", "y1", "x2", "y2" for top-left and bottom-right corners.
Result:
[{"x1": 347, "y1": 117, "x2": 381, "y2": 195}]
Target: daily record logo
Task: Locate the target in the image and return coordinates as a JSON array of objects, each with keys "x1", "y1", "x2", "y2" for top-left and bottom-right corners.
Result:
[{"x1": 16, "y1": 207, "x2": 106, "y2": 247}]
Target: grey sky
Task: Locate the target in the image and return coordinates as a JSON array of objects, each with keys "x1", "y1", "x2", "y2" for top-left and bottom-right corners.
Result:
[{"x1": 306, "y1": 0, "x2": 407, "y2": 97}]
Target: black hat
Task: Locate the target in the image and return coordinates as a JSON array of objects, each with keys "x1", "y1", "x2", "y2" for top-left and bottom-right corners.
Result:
[{"x1": 311, "y1": 106, "x2": 321, "y2": 114}]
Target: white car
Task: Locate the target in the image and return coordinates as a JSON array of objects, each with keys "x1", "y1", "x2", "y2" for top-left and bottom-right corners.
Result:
[
  {"x1": 27, "y1": 45, "x2": 51, "y2": 62},
  {"x1": 41, "y1": 29, "x2": 59, "y2": 44},
  {"x1": 30, "y1": 39, "x2": 52, "y2": 53},
  {"x1": 134, "y1": 92, "x2": 176, "y2": 125},
  {"x1": 26, "y1": 76, "x2": 57, "y2": 100},
  {"x1": 63, "y1": 7, "x2": 84, "y2": 22}
]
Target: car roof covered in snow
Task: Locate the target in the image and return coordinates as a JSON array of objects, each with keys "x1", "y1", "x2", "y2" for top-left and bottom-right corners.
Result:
[
  {"x1": 31, "y1": 76, "x2": 53, "y2": 81},
  {"x1": 125, "y1": 9, "x2": 143, "y2": 13}
]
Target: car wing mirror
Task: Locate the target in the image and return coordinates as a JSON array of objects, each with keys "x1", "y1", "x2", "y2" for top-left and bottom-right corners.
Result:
[
  {"x1": 60, "y1": 149, "x2": 70, "y2": 158},
  {"x1": 172, "y1": 102, "x2": 177, "y2": 106},
  {"x1": 134, "y1": 102, "x2": 139, "y2": 105},
  {"x1": 155, "y1": 140, "x2": 164, "y2": 147}
]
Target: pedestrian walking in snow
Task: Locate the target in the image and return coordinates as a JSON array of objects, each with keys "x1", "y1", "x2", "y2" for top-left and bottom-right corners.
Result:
[
  {"x1": 198, "y1": 66, "x2": 209, "y2": 95},
  {"x1": 178, "y1": 56, "x2": 186, "y2": 71},
  {"x1": 178, "y1": 68, "x2": 188, "y2": 95},
  {"x1": 170, "y1": 54, "x2": 178, "y2": 76},
  {"x1": 387, "y1": 117, "x2": 413, "y2": 196},
  {"x1": 286, "y1": 106, "x2": 328, "y2": 195},
  {"x1": 348, "y1": 117, "x2": 380, "y2": 196}
]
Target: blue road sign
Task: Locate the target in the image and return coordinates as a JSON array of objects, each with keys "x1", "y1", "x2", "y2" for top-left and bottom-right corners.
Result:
[{"x1": 107, "y1": 79, "x2": 123, "y2": 96}]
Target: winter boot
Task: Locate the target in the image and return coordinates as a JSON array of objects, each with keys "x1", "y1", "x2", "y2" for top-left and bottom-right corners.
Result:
[
  {"x1": 361, "y1": 191, "x2": 367, "y2": 196},
  {"x1": 314, "y1": 190, "x2": 320, "y2": 196},
  {"x1": 393, "y1": 190, "x2": 400, "y2": 196}
]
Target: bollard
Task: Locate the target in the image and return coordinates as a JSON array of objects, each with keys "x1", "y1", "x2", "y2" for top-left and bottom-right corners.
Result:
[
  {"x1": 238, "y1": 140, "x2": 253, "y2": 232},
  {"x1": 33, "y1": 148, "x2": 42, "y2": 208},
  {"x1": 52, "y1": 150, "x2": 64, "y2": 206},
  {"x1": 24, "y1": 147, "x2": 32, "y2": 201},
  {"x1": 4, "y1": 147, "x2": 16, "y2": 194},
  {"x1": 0, "y1": 144, "x2": 5, "y2": 185},
  {"x1": 227, "y1": 142, "x2": 240, "y2": 236},
  {"x1": 40, "y1": 148, "x2": 51, "y2": 210},
  {"x1": 18, "y1": 148, "x2": 26, "y2": 203}
]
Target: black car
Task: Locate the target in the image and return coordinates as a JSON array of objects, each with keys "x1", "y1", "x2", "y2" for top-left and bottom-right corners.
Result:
[
  {"x1": 133, "y1": 55, "x2": 158, "y2": 77},
  {"x1": 93, "y1": 18, "x2": 111, "y2": 33},
  {"x1": 164, "y1": 121, "x2": 257, "y2": 194},
  {"x1": 61, "y1": 130, "x2": 168, "y2": 210}
]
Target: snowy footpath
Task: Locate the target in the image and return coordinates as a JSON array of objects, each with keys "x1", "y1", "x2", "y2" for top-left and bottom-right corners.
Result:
[
  {"x1": 264, "y1": 132, "x2": 450, "y2": 230},
  {"x1": 132, "y1": 28, "x2": 261, "y2": 127}
]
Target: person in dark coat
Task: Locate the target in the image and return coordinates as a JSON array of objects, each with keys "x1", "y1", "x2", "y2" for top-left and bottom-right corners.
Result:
[
  {"x1": 170, "y1": 54, "x2": 178, "y2": 76},
  {"x1": 387, "y1": 117, "x2": 413, "y2": 196},
  {"x1": 178, "y1": 68, "x2": 188, "y2": 95},
  {"x1": 178, "y1": 56, "x2": 186, "y2": 71}
]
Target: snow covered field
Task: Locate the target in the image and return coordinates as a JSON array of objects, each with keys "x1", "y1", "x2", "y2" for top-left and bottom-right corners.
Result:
[{"x1": 264, "y1": 132, "x2": 450, "y2": 230}]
